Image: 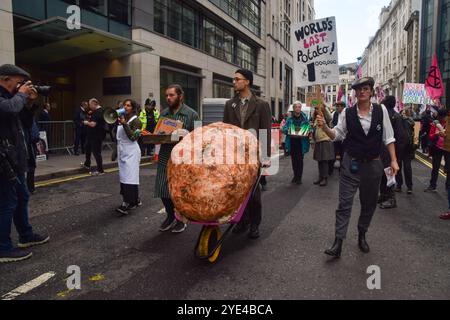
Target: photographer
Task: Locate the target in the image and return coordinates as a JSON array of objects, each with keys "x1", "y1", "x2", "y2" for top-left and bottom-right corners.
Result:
[{"x1": 0, "y1": 64, "x2": 50, "y2": 263}]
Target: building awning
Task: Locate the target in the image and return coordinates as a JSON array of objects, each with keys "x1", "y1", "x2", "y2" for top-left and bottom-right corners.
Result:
[{"x1": 15, "y1": 17, "x2": 153, "y2": 65}]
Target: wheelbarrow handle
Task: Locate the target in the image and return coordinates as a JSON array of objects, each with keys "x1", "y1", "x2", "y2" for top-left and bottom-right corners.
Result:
[{"x1": 250, "y1": 167, "x2": 264, "y2": 199}]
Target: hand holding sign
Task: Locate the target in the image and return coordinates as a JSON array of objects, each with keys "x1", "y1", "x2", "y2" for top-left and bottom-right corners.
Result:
[{"x1": 316, "y1": 114, "x2": 325, "y2": 128}]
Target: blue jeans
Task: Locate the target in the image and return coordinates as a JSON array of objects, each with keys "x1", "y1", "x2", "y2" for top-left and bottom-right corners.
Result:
[{"x1": 0, "y1": 173, "x2": 33, "y2": 251}]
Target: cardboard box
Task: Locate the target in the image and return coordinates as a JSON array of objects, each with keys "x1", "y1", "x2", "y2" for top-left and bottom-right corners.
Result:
[
  {"x1": 142, "y1": 117, "x2": 184, "y2": 145},
  {"x1": 154, "y1": 117, "x2": 183, "y2": 135}
]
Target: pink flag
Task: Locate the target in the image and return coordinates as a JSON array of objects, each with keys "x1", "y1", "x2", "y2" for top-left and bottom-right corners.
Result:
[
  {"x1": 337, "y1": 86, "x2": 343, "y2": 102},
  {"x1": 398, "y1": 98, "x2": 404, "y2": 112},
  {"x1": 425, "y1": 53, "x2": 445, "y2": 100},
  {"x1": 356, "y1": 65, "x2": 362, "y2": 79}
]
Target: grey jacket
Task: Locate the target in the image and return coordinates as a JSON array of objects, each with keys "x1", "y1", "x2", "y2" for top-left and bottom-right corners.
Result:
[{"x1": 0, "y1": 85, "x2": 30, "y2": 174}]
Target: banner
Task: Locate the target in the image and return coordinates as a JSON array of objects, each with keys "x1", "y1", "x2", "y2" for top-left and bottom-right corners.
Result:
[
  {"x1": 36, "y1": 131, "x2": 48, "y2": 162},
  {"x1": 292, "y1": 16, "x2": 339, "y2": 87},
  {"x1": 403, "y1": 83, "x2": 433, "y2": 105},
  {"x1": 306, "y1": 86, "x2": 322, "y2": 107}
]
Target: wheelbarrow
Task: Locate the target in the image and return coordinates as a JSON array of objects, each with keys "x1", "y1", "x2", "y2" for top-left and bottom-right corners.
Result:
[{"x1": 175, "y1": 171, "x2": 263, "y2": 263}]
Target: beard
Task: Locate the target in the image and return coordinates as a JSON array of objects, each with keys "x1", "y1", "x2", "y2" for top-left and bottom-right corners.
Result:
[{"x1": 168, "y1": 97, "x2": 182, "y2": 110}]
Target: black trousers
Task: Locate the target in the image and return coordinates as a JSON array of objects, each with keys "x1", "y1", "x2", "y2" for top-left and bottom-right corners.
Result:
[
  {"x1": 74, "y1": 128, "x2": 86, "y2": 154},
  {"x1": 429, "y1": 146, "x2": 450, "y2": 189},
  {"x1": 260, "y1": 175, "x2": 267, "y2": 186},
  {"x1": 240, "y1": 185, "x2": 262, "y2": 227},
  {"x1": 396, "y1": 157, "x2": 413, "y2": 189},
  {"x1": 162, "y1": 197, "x2": 175, "y2": 220},
  {"x1": 421, "y1": 133, "x2": 429, "y2": 152},
  {"x1": 84, "y1": 137, "x2": 104, "y2": 172},
  {"x1": 290, "y1": 138, "x2": 304, "y2": 180},
  {"x1": 120, "y1": 183, "x2": 139, "y2": 205}
]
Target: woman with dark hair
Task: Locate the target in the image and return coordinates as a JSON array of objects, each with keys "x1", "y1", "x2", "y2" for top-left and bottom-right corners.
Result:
[{"x1": 116, "y1": 99, "x2": 143, "y2": 215}]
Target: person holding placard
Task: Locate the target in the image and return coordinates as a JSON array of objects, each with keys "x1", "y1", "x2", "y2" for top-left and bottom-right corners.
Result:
[
  {"x1": 282, "y1": 101, "x2": 310, "y2": 185},
  {"x1": 312, "y1": 103, "x2": 334, "y2": 187},
  {"x1": 316, "y1": 77, "x2": 399, "y2": 258}
]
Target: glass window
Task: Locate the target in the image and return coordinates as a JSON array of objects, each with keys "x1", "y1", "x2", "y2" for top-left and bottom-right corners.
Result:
[
  {"x1": 13, "y1": 0, "x2": 46, "y2": 20},
  {"x1": 168, "y1": 0, "x2": 182, "y2": 41},
  {"x1": 213, "y1": 82, "x2": 234, "y2": 98},
  {"x1": 223, "y1": 30, "x2": 234, "y2": 63},
  {"x1": 80, "y1": 0, "x2": 107, "y2": 15},
  {"x1": 209, "y1": 0, "x2": 261, "y2": 37},
  {"x1": 160, "y1": 69, "x2": 200, "y2": 112},
  {"x1": 237, "y1": 40, "x2": 256, "y2": 72},
  {"x1": 204, "y1": 20, "x2": 216, "y2": 57},
  {"x1": 154, "y1": 0, "x2": 166, "y2": 34},
  {"x1": 420, "y1": 0, "x2": 434, "y2": 82},
  {"x1": 182, "y1": 6, "x2": 198, "y2": 47},
  {"x1": 109, "y1": 0, "x2": 131, "y2": 25}
]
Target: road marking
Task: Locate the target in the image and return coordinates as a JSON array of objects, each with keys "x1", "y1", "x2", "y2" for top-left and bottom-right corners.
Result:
[
  {"x1": 415, "y1": 155, "x2": 446, "y2": 178},
  {"x1": 1, "y1": 272, "x2": 56, "y2": 300},
  {"x1": 35, "y1": 162, "x2": 154, "y2": 188}
]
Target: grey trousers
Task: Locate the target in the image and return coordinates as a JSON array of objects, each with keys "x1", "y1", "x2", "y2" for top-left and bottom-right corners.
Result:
[{"x1": 335, "y1": 153, "x2": 383, "y2": 239}]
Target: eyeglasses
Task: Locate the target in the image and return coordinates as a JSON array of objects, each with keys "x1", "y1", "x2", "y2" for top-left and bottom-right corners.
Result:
[{"x1": 233, "y1": 77, "x2": 247, "y2": 82}]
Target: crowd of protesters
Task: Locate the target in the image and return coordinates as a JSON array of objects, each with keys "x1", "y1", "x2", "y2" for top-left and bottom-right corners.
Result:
[{"x1": 2, "y1": 62, "x2": 450, "y2": 265}]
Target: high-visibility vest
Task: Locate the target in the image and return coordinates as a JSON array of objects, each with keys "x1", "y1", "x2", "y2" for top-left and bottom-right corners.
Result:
[
  {"x1": 139, "y1": 109, "x2": 147, "y2": 131},
  {"x1": 153, "y1": 109, "x2": 160, "y2": 123}
]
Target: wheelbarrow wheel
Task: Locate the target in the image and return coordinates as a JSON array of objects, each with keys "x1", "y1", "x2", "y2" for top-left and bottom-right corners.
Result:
[{"x1": 197, "y1": 226, "x2": 222, "y2": 263}]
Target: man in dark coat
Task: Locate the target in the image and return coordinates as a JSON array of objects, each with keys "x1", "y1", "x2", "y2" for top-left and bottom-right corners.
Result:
[
  {"x1": 223, "y1": 68, "x2": 272, "y2": 239},
  {"x1": 378, "y1": 95, "x2": 407, "y2": 209}
]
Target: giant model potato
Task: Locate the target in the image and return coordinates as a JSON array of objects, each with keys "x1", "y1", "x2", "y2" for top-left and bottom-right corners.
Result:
[{"x1": 167, "y1": 122, "x2": 260, "y2": 222}]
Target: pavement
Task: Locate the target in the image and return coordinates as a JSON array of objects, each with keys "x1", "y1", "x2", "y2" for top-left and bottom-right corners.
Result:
[
  {"x1": 35, "y1": 147, "x2": 154, "y2": 182},
  {"x1": 1, "y1": 151, "x2": 450, "y2": 300}
]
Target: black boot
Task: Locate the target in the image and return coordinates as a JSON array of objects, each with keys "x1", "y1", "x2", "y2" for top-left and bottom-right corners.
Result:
[
  {"x1": 313, "y1": 177, "x2": 323, "y2": 185},
  {"x1": 232, "y1": 221, "x2": 249, "y2": 234},
  {"x1": 324, "y1": 238, "x2": 343, "y2": 258},
  {"x1": 358, "y1": 232, "x2": 370, "y2": 253},
  {"x1": 379, "y1": 197, "x2": 397, "y2": 209}
]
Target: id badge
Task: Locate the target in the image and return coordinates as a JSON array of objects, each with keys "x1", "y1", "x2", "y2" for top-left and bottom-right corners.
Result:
[{"x1": 350, "y1": 159, "x2": 360, "y2": 174}]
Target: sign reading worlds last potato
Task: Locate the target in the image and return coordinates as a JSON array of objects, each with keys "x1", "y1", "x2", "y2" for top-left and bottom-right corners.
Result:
[{"x1": 292, "y1": 17, "x2": 339, "y2": 87}]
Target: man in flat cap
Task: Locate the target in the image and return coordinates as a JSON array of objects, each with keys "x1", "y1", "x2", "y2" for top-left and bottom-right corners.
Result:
[
  {"x1": 223, "y1": 68, "x2": 272, "y2": 239},
  {"x1": 0, "y1": 64, "x2": 49, "y2": 263},
  {"x1": 316, "y1": 77, "x2": 399, "y2": 258}
]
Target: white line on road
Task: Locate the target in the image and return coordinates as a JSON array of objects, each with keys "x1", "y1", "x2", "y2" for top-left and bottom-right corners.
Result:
[{"x1": 1, "y1": 272, "x2": 56, "y2": 300}]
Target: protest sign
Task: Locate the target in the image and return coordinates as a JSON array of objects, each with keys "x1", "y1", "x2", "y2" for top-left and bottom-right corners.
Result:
[
  {"x1": 403, "y1": 83, "x2": 433, "y2": 105},
  {"x1": 292, "y1": 17, "x2": 339, "y2": 87}
]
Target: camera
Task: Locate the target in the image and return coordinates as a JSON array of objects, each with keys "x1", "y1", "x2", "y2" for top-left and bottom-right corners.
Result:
[
  {"x1": 18, "y1": 81, "x2": 52, "y2": 96},
  {"x1": 33, "y1": 85, "x2": 52, "y2": 96}
]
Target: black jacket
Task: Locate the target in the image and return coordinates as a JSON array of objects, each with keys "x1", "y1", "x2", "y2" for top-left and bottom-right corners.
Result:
[{"x1": 0, "y1": 85, "x2": 31, "y2": 174}]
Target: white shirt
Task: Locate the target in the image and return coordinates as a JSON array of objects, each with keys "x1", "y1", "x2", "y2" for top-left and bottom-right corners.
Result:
[{"x1": 333, "y1": 104, "x2": 396, "y2": 146}]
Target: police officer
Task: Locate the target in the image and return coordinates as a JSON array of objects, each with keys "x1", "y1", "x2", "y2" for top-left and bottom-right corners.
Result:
[
  {"x1": 316, "y1": 77, "x2": 399, "y2": 258},
  {"x1": 0, "y1": 64, "x2": 50, "y2": 263}
]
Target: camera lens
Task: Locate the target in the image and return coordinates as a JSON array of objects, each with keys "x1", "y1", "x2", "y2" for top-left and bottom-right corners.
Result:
[{"x1": 34, "y1": 85, "x2": 52, "y2": 96}]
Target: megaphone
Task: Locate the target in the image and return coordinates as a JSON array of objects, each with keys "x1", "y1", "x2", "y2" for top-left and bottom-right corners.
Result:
[{"x1": 103, "y1": 107, "x2": 126, "y2": 124}]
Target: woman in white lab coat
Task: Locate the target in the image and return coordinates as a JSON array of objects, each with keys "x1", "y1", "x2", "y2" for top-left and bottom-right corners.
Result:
[{"x1": 116, "y1": 99, "x2": 142, "y2": 215}]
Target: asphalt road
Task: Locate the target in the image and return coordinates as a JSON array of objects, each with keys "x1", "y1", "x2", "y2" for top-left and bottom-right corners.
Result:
[{"x1": 1, "y1": 154, "x2": 449, "y2": 300}]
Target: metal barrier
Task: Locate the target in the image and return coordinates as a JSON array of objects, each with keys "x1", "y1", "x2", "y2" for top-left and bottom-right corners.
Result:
[
  {"x1": 37, "y1": 121, "x2": 74, "y2": 155},
  {"x1": 37, "y1": 121, "x2": 115, "y2": 155}
]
